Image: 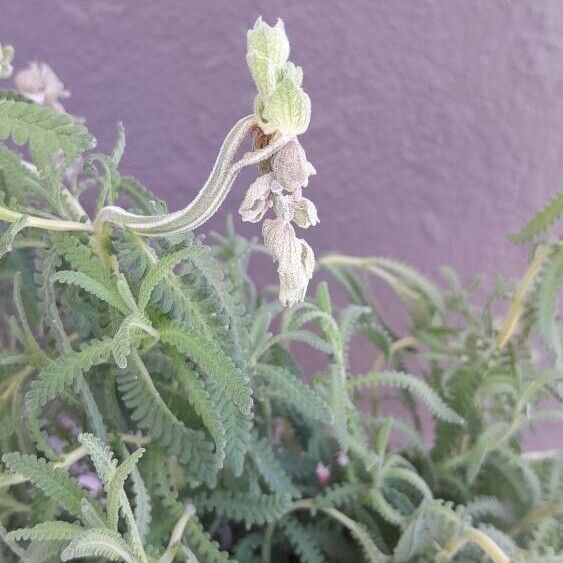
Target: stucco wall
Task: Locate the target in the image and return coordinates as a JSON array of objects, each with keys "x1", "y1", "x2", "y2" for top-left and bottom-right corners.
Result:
[{"x1": 2, "y1": 1, "x2": 563, "y2": 286}]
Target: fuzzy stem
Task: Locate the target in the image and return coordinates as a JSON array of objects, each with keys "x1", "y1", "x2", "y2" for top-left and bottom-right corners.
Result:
[
  {"x1": 465, "y1": 528, "x2": 510, "y2": 563},
  {"x1": 159, "y1": 503, "x2": 196, "y2": 562},
  {"x1": 261, "y1": 522, "x2": 275, "y2": 563},
  {"x1": 497, "y1": 244, "x2": 550, "y2": 348},
  {"x1": 76, "y1": 374, "x2": 107, "y2": 441},
  {"x1": 510, "y1": 501, "x2": 563, "y2": 537},
  {"x1": 0, "y1": 204, "x2": 93, "y2": 232},
  {"x1": 442, "y1": 527, "x2": 509, "y2": 563},
  {"x1": 94, "y1": 115, "x2": 288, "y2": 236}
]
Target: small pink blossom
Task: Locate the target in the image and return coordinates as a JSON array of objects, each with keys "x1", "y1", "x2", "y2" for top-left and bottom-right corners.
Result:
[
  {"x1": 336, "y1": 450, "x2": 349, "y2": 467},
  {"x1": 316, "y1": 462, "x2": 331, "y2": 486},
  {"x1": 272, "y1": 417, "x2": 287, "y2": 446}
]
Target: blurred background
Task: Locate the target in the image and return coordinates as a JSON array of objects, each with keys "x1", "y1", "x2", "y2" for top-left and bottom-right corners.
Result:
[{"x1": 2, "y1": 0, "x2": 563, "y2": 286}]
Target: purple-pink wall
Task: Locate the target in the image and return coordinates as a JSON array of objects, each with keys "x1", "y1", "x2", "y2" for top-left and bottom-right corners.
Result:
[{"x1": 2, "y1": 1, "x2": 563, "y2": 283}]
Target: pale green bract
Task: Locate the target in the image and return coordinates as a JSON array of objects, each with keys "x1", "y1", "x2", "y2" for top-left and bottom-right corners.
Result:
[
  {"x1": 0, "y1": 44, "x2": 14, "y2": 79},
  {"x1": 247, "y1": 17, "x2": 311, "y2": 136}
]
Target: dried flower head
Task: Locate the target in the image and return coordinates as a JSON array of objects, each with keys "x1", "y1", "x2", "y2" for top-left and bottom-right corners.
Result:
[
  {"x1": 272, "y1": 138, "x2": 316, "y2": 192},
  {"x1": 0, "y1": 44, "x2": 14, "y2": 79},
  {"x1": 238, "y1": 173, "x2": 274, "y2": 223},
  {"x1": 240, "y1": 137, "x2": 318, "y2": 306},
  {"x1": 15, "y1": 61, "x2": 70, "y2": 113},
  {"x1": 263, "y1": 218, "x2": 315, "y2": 306}
]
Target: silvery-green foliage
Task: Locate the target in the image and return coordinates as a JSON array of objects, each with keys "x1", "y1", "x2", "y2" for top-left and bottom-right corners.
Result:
[{"x1": 0, "y1": 17, "x2": 561, "y2": 563}]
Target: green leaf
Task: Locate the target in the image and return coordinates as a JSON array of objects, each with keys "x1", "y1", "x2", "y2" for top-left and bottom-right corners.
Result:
[
  {"x1": 184, "y1": 514, "x2": 235, "y2": 563},
  {"x1": 510, "y1": 192, "x2": 563, "y2": 243},
  {"x1": 106, "y1": 448, "x2": 144, "y2": 532},
  {"x1": 0, "y1": 216, "x2": 29, "y2": 260},
  {"x1": 2, "y1": 453, "x2": 96, "y2": 517},
  {"x1": 0, "y1": 145, "x2": 50, "y2": 205},
  {"x1": 25, "y1": 338, "x2": 113, "y2": 411},
  {"x1": 60, "y1": 528, "x2": 134, "y2": 563},
  {"x1": 536, "y1": 244, "x2": 563, "y2": 359},
  {"x1": 249, "y1": 435, "x2": 300, "y2": 497},
  {"x1": 193, "y1": 491, "x2": 292, "y2": 529},
  {"x1": 137, "y1": 247, "x2": 194, "y2": 311},
  {"x1": 51, "y1": 233, "x2": 110, "y2": 287},
  {"x1": 8, "y1": 521, "x2": 84, "y2": 542},
  {"x1": 129, "y1": 463, "x2": 151, "y2": 543},
  {"x1": 256, "y1": 364, "x2": 332, "y2": 423},
  {"x1": 171, "y1": 352, "x2": 226, "y2": 466},
  {"x1": 112, "y1": 313, "x2": 154, "y2": 369},
  {"x1": 51, "y1": 270, "x2": 130, "y2": 315},
  {"x1": 118, "y1": 353, "x2": 218, "y2": 486},
  {"x1": 77, "y1": 433, "x2": 117, "y2": 485},
  {"x1": 160, "y1": 323, "x2": 253, "y2": 475},
  {"x1": 0, "y1": 100, "x2": 94, "y2": 169},
  {"x1": 246, "y1": 17, "x2": 289, "y2": 95},
  {"x1": 279, "y1": 517, "x2": 326, "y2": 563},
  {"x1": 349, "y1": 371, "x2": 465, "y2": 425}
]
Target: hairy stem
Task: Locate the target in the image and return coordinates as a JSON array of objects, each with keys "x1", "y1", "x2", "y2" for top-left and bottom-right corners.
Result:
[
  {"x1": 94, "y1": 115, "x2": 288, "y2": 236},
  {"x1": 0, "y1": 204, "x2": 93, "y2": 232},
  {"x1": 510, "y1": 501, "x2": 563, "y2": 537},
  {"x1": 497, "y1": 244, "x2": 551, "y2": 348}
]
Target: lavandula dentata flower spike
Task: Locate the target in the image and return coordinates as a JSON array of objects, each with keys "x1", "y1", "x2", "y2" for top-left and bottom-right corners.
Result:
[
  {"x1": 94, "y1": 18, "x2": 315, "y2": 305},
  {"x1": 240, "y1": 18, "x2": 318, "y2": 306}
]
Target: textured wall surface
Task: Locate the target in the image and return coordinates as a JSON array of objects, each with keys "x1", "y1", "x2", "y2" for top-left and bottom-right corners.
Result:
[
  {"x1": 2, "y1": 0, "x2": 562, "y2": 447},
  {"x1": 3, "y1": 0, "x2": 563, "y2": 285}
]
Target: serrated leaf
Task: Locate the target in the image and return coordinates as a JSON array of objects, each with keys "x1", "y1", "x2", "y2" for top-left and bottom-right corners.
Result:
[
  {"x1": 51, "y1": 270, "x2": 130, "y2": 315},
  {"x1": 0, "y1": 100, "x2": 94, "y2": 165},
  {"x1": 8, "y1": 521, "x2": 84, "y2": 543},
  {"x1": 2, "y1": 453, "x2": 96, "y2": 517},
  {"x1": 256, "y1": 363, "x2": 332, "y2": 423},
  {"x1": 25, "y1": 338, "x2": 113, "y2": 411},
  {"x1": 510, "y1": 192, "x2": 563, "y2": 243},
  {"x1": 61, "y1": 528, "x2": 134, "y2": 562},
  {"x1": 0, "y1": 216, "x2": 28, "y2": 260},
  {"x1": 106, "y1": 448, "x2": 144, "y2": 532},
  {"x1": 349, "y1": 371, "x2": 465, "y2": 425}
]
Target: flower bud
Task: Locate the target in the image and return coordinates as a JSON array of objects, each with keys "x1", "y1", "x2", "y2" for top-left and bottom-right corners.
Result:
[
  {"x1": 247, "y1": 17, "x2": 290, "y2": 95},
  {"x1": 263, "y1": 218, "x2": 315, "y2": 306},
  {"x1": 315, "y1": 462, "x2": 331, "y2": 486},
  {"x1": 0, "y1": 44, "x2": 14, "y2": 79},
  {"x1": 272, "y1": 138, "x2": 316, "y2": 192},
  {"x1": 15, "y1": 62, "x2": 70, "y2": 113},
  {"x1": 292, "y1": 196, "x2": 319, "y2": 229},
  {"x1": 239, "y1": 174, "x2": 273, "y2": 223}
]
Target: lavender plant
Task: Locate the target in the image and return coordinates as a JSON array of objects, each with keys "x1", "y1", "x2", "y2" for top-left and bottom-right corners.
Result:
[{"x1": 0, "y1": 17, "x2": 561, "y2": 563}]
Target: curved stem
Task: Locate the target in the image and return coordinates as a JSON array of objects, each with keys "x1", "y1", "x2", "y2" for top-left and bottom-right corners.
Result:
[
  {"x1": 94, "y1": 115, "x2": 289, "y2": 236},
  {"x1": 510, "y1": 501, "x2": 563, "y2": 537},
  {"x1": 261, "y1": 522, "x2": 275, "y2": 563},
  {"x1": 464, "y1": 528, "x2": 510, "y2": 563},
  {"x1": 0, "y1": 204, "x2": 93, "y2": 232},
  {"x1": 497, "y1": 244, "x2": 550, "y2": 348},
  {"x1": 441, "y1": 527, "x2": 509, "y2": 563}
]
